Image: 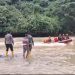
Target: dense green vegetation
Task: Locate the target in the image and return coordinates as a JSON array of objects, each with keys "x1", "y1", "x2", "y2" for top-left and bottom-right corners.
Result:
[{"x1": 0, "y1": 0, "x2": 75, "y2": 36}]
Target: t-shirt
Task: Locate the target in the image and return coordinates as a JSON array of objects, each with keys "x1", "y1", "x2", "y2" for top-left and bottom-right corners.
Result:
[
  {"x1": 27, "y1": 34, "x2": 34, "y2": 45},
  {"x1": 5, "y1": 33, "x2": 14, "y2": 44},
  {"x1": 23, "y1": 37, "x2": 29, "y2": 46}
]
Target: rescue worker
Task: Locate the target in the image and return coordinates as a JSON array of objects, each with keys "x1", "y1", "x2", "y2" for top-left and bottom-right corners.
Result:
[
  {"x1": 25, "y1": 32, "x2": 34, "y2": 59},
  {"x1": 62, "y1": 34, "x2": 66, "y2": 40},
  {"x1": 58, "y1": 34, "x2": 62, "y2": 41},
  {"x1": 5, "y1": 32, "x2": 14, "y2": 57},
  {"x1": 65, "y1": 34, "x2": 69, "y2": 40},
  {"x1": 23, "y1": 34, "x2": 29, "y2": 59}
]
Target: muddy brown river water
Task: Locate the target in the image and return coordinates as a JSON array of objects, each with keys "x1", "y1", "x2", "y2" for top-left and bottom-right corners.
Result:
[{"x1": 0, "y1": 37, "x2": 75, "y2": 74}]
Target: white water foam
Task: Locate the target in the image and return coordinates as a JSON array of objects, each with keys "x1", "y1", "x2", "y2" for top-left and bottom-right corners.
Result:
[{"x1": 34, "y1": 42, "x2": 66, "y2": 47}]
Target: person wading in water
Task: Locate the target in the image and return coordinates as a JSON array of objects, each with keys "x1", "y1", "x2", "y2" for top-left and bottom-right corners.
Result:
[
  {"x1": 5, "y1": 31, "x2": 14, "y2": 57},
  {"x1": 27, "y1": 32, "x2": 34, "y2": 59},
  {"x1": 23, "y1": 34, "x2": 29, "y2": 59}
]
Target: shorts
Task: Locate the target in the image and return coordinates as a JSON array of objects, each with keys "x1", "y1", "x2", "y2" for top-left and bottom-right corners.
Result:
[
  {"x1": 23, "y1": 45, "x2": 29, "y2": 53},
  {"x1": 6, "y1": 44, "x2": 13, "y2": 51}
]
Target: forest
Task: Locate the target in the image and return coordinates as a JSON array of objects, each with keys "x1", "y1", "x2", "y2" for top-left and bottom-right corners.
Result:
[{"x1": 0, "y1": 0, "x2": 75, "y2": 36}]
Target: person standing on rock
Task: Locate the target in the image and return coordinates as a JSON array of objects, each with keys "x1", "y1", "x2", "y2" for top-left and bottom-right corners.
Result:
[{"x1": 5, "y1": 31, "x2": 14, "y2": 57}]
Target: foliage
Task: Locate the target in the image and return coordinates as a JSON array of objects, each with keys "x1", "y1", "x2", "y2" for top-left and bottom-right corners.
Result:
[
  {"x1": 0, "y1": 5, "x2": 28, "y2": 33},
  {"x1": 0, "y1": 0, "x2": 75, "y2": 36}
]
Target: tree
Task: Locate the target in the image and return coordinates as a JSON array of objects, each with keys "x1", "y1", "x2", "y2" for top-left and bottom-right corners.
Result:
[{"x1": 0, "y1": 5, "x2": 28, "y2": 33}]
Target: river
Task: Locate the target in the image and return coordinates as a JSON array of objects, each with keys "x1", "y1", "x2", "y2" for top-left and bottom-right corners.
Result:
[{"x1": 0, "y1": 37, "x2": 75, "y2": 74}]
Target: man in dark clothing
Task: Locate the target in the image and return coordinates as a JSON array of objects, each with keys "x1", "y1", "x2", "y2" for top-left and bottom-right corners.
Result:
[{"x1": 27, "y1": 33, "x2": 34, "y2": 52}]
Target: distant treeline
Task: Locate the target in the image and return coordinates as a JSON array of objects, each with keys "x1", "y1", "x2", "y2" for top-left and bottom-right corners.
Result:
[
  {"x1": 0, "y1": 32, "x2": 55, "y2": 37},
  {"x1": 0, "y1": 0, "x2": 75, "y2": 37}
]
